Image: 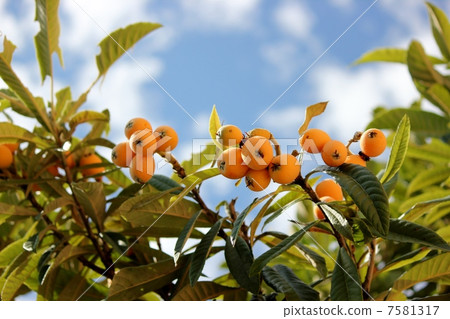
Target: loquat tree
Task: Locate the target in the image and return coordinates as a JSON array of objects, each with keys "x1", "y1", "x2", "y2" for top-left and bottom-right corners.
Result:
[{"x1": 0, "y1": 1, "x2": 448, "y2": 301}]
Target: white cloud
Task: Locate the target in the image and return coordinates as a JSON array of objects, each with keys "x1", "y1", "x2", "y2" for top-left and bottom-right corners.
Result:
[
  {"x1": 261, "y1": 41, "x2": 300, "y2": 81},
  {"x1": 179, "y1": 0, "x2": 261, "y2": 31},
  {"x1": 0, "y1": 1, "x2": 36, "y2": 49},
  {"x1": 274, "y1": 0, "x2": 315, "y2": 39}
]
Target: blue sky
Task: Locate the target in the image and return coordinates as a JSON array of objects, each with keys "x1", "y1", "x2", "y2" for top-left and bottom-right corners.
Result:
[{"x1": 1, "y1": 0, "x2": 449, "y2": 288}]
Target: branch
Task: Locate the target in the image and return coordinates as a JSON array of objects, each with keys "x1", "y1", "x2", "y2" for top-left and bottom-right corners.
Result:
[{"x1": 362, "y1": 240, "x2": 376, "y2": 299}]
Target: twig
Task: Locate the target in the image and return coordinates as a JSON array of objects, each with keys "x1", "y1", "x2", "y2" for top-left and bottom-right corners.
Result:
[{"x1": 362, "y1": 240, "x2": 376, "y2": 299}]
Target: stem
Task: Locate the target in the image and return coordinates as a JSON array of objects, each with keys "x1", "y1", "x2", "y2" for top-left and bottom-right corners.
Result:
[
  {"x1": 270, "y1": 137, "x2": 281, "y2": 156},
  {"x1": 362, "y1": 240, "x2": 376, "y2": 299},
  {"x1": 345, "y1": 131, "x2": 363, "y2": 151}
]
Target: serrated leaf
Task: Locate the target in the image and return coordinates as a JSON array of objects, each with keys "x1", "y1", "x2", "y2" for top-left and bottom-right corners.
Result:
[
  {"x1": 320, "y1": 202, "x2": 353, "y2": 240},
  {"x1": 230, "y1": 198, "x2": 259, "y2": 245},
  {"x1": 407, "y1": 166, "x2": 450, "y2": 196},
  {"x1": 0, "y1": 122, "x2": 50, "y2": 148},
  {"x1": 172, "y1": 281, "x2": 239, "y2": 301},
  {"x1": 380, "y1": 115, "x2": 410, "y2": 184},
  {"x1": 52, "y1": 245, "x2": 95, "y2": 269},
  {"x1": 391, "y1": 252, "x2": 450, "y2": 294},
  {"x1": 296, "y1": 243, "x2": 327, "y2": 278},
  {"x1": 174, "y1": 210, "x2": 202, "y2": 265},
  {"x1": 263, "y1": 265, "x2": 319, "y2": 301},
  {"x1": 0, "y1": 38, "x2": 51, "y2": 130},
  {"x1": 381, "y1": 218, "x2": 450, "y2": 251},
  {"x1": 96, "y1": 22, "x2": 161, "y2": 78},
  {"x1": 407, "y1": 138, "x2": 450, "y2": 163},
  {"x1": 380, "y1": 248, "x2": 430, "y2": 273},
  {"x1": 34, "y1": 0, "x2": 63, "y2": 82},
  {"x1": 426, "y1": 2, "x2": 450, "y2": 61},
  {"x1": 72, "y1": 182, "x2": 106, "y2": 231},
  {"x1": 399, "y1": 189, "x2": 450, "y2": 213},
  {"x1": 354, "y1": 47, "x2": 444, "y2": 65},
  {"x1": 1, "y1": 250, "x2": 44, "y2": 301},
  {"x1": 330, "y1": 247, "x2": 363, "y2": 301},
  {"x1": 366, "y1": 108, "x2": 448, "y2": 138},
  {"x1": 189, "y1": 219, "x2": 223, "y2": 286},
  {"x1": 225, "y1": 237, "x2": 260, "y2": 294},
  {"x1": 425, "y1": 83, "x2": 450, "y2": 115},
  {"x1": 249, "y1": 221, "x2": 317, "y2": 276},
  {"x1": 401, "y1": 196, "x2": 450, "y2": 222},
  {"x1": 69, "y1": 110, "x2": 109, "y2": 131},
  {"x1": 107, "y1": 256, "x2": 189, "y2": 301},
  {"x1": 313, "y1": 164, "x2": 390, "y2": 236},
  {"x1": 149, "y1": 174, "x2": 182, "y2": 194},
  {"x1": 298, "y1": 101, "x2": 328, "y2": 135},
  {"x1": 209, "y1": 105, "x2": 222, "y2": 148}
]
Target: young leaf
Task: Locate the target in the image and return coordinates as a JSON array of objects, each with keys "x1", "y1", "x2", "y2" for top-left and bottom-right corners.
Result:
[
  {"x1": 298, "y1": 101, "x2": 328, "y2": 135},
  {"x1": 209, "y1": 105, "x2": 222, "y2": 148},
  {"x1": 399, "y1": 189, "x2": 450, "y2": 213},
  {"x1": 426, "y1": 2, "x2": 450, "y2": 61},
  {"x1": 181, "y1": 168, "x2": 220, "y2": 187},
  {"x1": 34, "y1": 0, "x2": 63, "y2": 82},
  {"x1": 319, "y1": 203, "x2": 353, "y2": 241},
  {"x1": 380, "y1": 115, "x2": 410, "y2": 184},
  {"x1": 72, "y1": 182, "x2": 106, "y2": 231},
  {"x1": 366, "y1": 108, "x2": 448, "y2": 138},
  {"x1": 392, "y1": 252, "x2": 450, "y2": 293},
  {"x1": 407, "y1": 166, "x2": 450, "y2": 196},
  {"x1": 330, "y1": 248, "x2": 363, "y2": 301},
  {"x1": 0, "y1": 238, "x2": 27, "y2": 268},
  {"x1": 249, "y1": 221, "x2": 317, "y2": 276},
  {"x1": 107, "y1": 256, "x2": 189, "y2": 301},
  {"x1": 313, "y1": 164, "x2": 390, "y2": 236},
  {"x1": 354, "y1": 47, "x2": 444, "y2": 65},
  {"x1": 407, "y1": 138, "x2": 450, "y2": 163},
  {"x1": 225, "y1": 237, "x2": 260, "y2": 294},
  {"x1": 172, "y1": 281, "x2": 239, "y2": 301},
  {"x1": 69, "y1": 110, "x2": 109, "y2": 131},
  {"x1": 380, "y1": 248, "x2": 430, "y2": 274},
  {"x1": 174, "y1": 210, "x2": 203, "y2": 265},
  {"x1": 263, "y1": 265, "x2": 319, "y2": 301},
  {"x1": 96, "y1": 22, "x2": 161, "y2": 78},
  {"x1": 425, "y1": 83, "x2": 450, "y2": 115},
  {"x1": 189, "y1": 219, "x2": 223, "y2": 286},
  {"x1": 400, "y1": 196, "x2": 450, "y2": 222},
  {"x1": 383, "y1": 218, "x2": 450, "y2": 251}
]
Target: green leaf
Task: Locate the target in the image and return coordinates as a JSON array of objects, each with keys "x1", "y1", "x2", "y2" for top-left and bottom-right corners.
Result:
[
  {"x1": 381, "y1": 248, "x2": 430, "y2": 273},
  {"x1": 249, "y1": 221, "x2": 317, "y2": 276},
  {"x1": 149, "y1": 174, "x2": 182, "y2": 194},
  {"x1": 54, "y1": 86, "x2": 72, "y2": 120},
  {"x1": 0, "y1": 238, "x2": 27, "y2": 268},
  {"x1": 330, "y1": 247, "x2": 363, "y2": 301},
  {"x1": 296, "y1": 243, "x2": 328, "y2": 278},
  {"x1": 181, "y1": 168, "x2": 220, "y2": 186},
  {"x1": 107, "y1": 257, "x2": 189, "y2": 301},
  {"x1": 298, "y1": 101, "x2": 328, "y2": 135},
  {"x1": 225, "y1": 237, "x2": 260, "y2": 294},
  {"x1": 425, "y1": 83, "x2": 450, "y2": 115},
  {"x1": 230, "y1": 198, "x2": 259, "y2": 245},
  {"x1": 96, "y1": 22, "x2": 162, "y2": 78},
  {"x1": 407, "y1": 41, "x2": 449, "y2": 89},
  {"x1": 380, "y1": 115, "x2": 410, "y2": 184},
  {"x1": 407, "y1": 138, "x2": 450, "y2": 163},
  {"x1": 313, "y1": 164, "x2": 390, "y2": 236},
  {"x1": 1, "y1": 250, "x2": 43, "y2": 301},
  {"x1": 52, "y1": 245, "x2": 95, "y2": 269},
  {"x1": 262, "y1": 192, "x2": 308, "y2": 230},
  {"x1": 189, "y1": 219, "x2": 223, "y2": 286},
  {"x1": 354, "y1": 47, "x2": 444, "y2": 65},
  {"x1": 426, "y1": 2, "x2": 450, "y2": 61},
  {"x1": 72, "y1": 182, "x2": 106, "y2": 231},
  {"x1": 319, "y1": 202, "x2": 353, "y2": 240},
  {"x1": 69, "y1": 110, "x2": 109, "y2": 131},
  {"x1": 0, "y1": 202, "x2": 38, "y2": 216},
  {"x1": 401, "y1": 196, "x2": 450, "y2": 222},
  {"x1": 366, "y1": 108, "x2": 448, "y2": 138},
  {"x1": 209, "y1": 105, "x2": 222, "y2": 148},
  {"x1": 0, "y1": 37, "x2": 51, "y2": 130},
  {"x1": 399, "y1": 189, "x2": 450, "y2": 213},
  {"x1": 118, "y1": 192, "x2": 211, "y2": 230},
  {"x1": 174, "y1": 210, "x2": 202, "y2": 265},
  {"x1": 380, "y1": 218, "x2": 450, "y2": 251},
  {"x1": 263, "y1": 265, "x2": 319, "y2": 301},
  {"x1": 34, "y1": 0, "x2": 63, "y2": 82},
  {"x1": 407, "y1": 166, "x2": 450, "y2": 196},
  {"x1": 392, "y1": 252, "x2": 450, "y2": 294},
  {"x1": 172, "y1": 281, "x2": 239, "y2": 301},
  {"x1": 0, "y1": 122, "x2": 50, "y2": 148}
]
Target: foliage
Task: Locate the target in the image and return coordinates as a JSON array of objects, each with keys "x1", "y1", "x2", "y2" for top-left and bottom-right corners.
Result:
[{"x1": 0, "y1": 1, "x2": 448, "y2": 301}]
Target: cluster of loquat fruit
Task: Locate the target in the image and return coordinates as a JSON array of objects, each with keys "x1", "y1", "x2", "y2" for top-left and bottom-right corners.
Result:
[
  {"x1": 299, "y1": 127, "x2": 387, "y2": 220},
  {"x1": 111, "y1": 117, "x2": 178, "y2": 184},
  {"x1": 215, "y1": 124, "x2": 387, "y2": 221}
]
